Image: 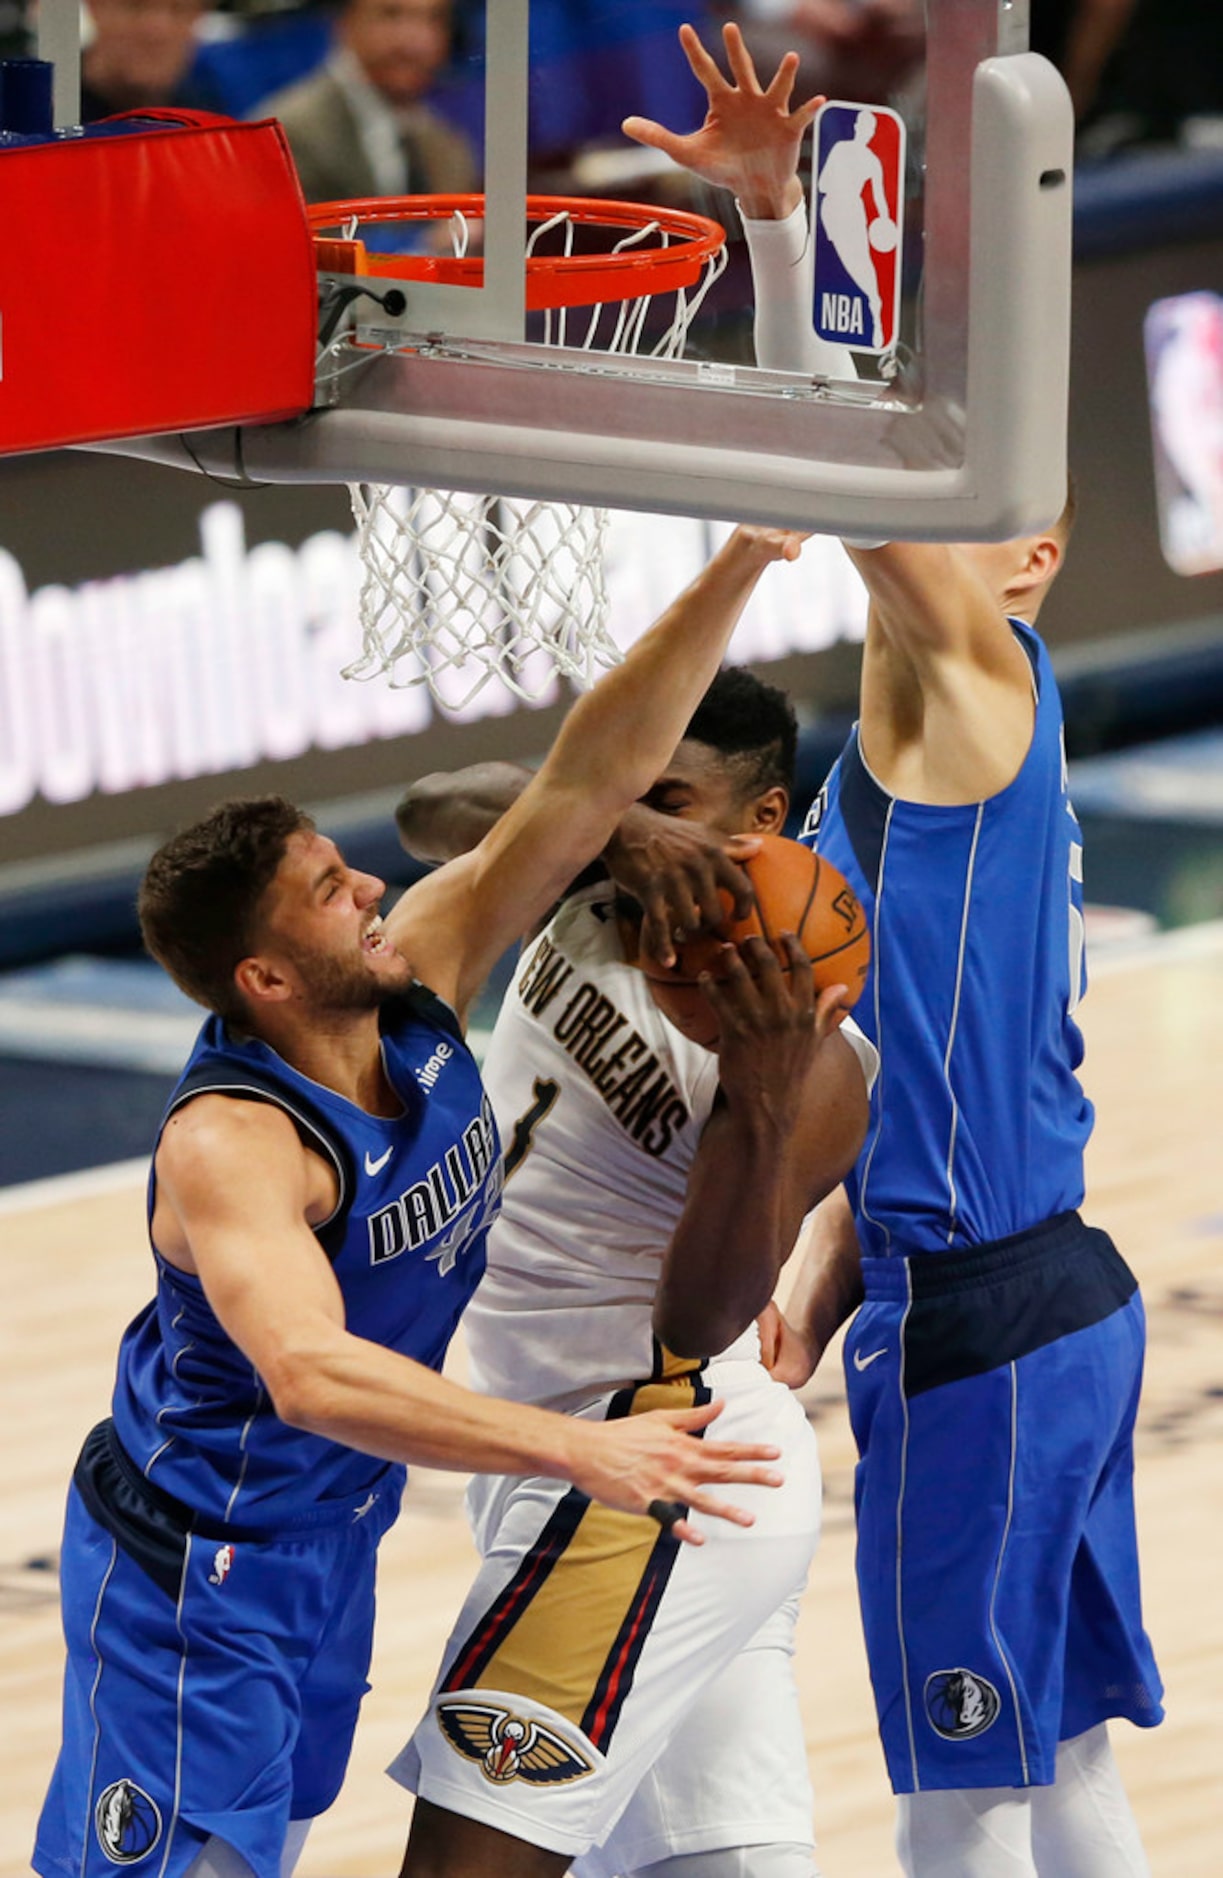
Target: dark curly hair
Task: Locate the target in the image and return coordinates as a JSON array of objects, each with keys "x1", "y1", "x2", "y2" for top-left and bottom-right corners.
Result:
[{"x1": 682, "y1": 666, "x2": 798, "y2": 802}]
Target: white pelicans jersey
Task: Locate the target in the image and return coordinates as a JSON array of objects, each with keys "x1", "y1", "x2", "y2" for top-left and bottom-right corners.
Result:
[
  {"x1": 397, "y1": 881, "x2": 874, "y2": 1870},
  {"x1": 464, "y1": 881, "x2": 744, "y2": 1416}
]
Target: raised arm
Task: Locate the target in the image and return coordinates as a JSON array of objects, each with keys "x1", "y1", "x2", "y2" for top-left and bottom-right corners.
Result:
[
  {"x1": 624, "y1": 20, "x2": 855, "y2": 381},
  {"x1": 845, "y1": 536, "x2": 1055, "y2": 803},
  {"x1": 624, "y1": 26, "x2": 1059, "y2": 806},
  {"x1": 153, "y1": 1100, "x2": 785, "y2": 1543},
  {"x1": 385, "y1": 526, "x2": 802, "y2": 1018},
  {"x1": 653, "y1": 938, "x2": 870, "y2": 1357},
  {"x1": 399, "y1": 765, "x2": 761, "y2": 970}
]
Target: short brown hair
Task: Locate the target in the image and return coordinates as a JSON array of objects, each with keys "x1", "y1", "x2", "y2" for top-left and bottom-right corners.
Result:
[{"x1": 138, "y1": 796, "x2": 312, "y2": 1024}]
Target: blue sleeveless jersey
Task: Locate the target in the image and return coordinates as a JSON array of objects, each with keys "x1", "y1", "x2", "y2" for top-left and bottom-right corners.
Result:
[
  {"x1": 111, "y1": 986, "x2": 501, "y2": 1529},
  {"x1": 800, "y1": 621, "x2": 1093, "y2": 1257}
]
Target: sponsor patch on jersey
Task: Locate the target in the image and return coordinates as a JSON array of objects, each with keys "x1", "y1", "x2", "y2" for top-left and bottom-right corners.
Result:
[
  {"x1": 923, "y1": 1667, "x2": 1002, "y2": 1741},
  {"x1": 415, "y1": 1038, "x2": 454, "y2": 1091},
  {"x1": 813, "y1": 101, "x2": 906, "y2": 355},
  {"x1": 95, "y1": 1779, "x2": 163, "y2": 1864},
  {"x1": 436, "y1": 1697, "x2": 595, "y2": 1786}
]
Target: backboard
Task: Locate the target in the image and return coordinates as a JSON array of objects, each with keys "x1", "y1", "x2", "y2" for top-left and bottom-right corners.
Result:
[{"x1": 85, "y1": 0, "x2": 1073, "y2": 541}]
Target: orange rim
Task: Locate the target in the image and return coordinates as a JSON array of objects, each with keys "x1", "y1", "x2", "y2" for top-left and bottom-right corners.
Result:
[{"x1": 308, "y1": 193, "x2": 726, "y2": 312}]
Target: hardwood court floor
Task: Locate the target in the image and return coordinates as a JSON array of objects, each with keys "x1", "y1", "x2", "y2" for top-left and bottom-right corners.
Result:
[{"x1": 2, "y1": 924, "x2": 1221, "y2": 1876}]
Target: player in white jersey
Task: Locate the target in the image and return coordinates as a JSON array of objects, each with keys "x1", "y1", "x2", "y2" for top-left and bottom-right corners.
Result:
[{"x1": 391, "y1": 668, "x2": 877, "y2": 1878}]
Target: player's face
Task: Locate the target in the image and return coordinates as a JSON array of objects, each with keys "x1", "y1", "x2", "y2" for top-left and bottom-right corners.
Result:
[
  {"x1": 637, "y1": 740, "x2": 764, "y2": 833},
  {"x1": 256, "y1": 831, "x2": 414, "y2": 1011}
]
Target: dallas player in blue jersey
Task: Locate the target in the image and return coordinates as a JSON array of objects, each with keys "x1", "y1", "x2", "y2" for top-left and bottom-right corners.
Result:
[
  {"x1": 624, "y1": 25, "x2": 1164, "y2": 1877},
  {"x1": 32, "y1": 526, "x2": 806, "y2": 1878}
]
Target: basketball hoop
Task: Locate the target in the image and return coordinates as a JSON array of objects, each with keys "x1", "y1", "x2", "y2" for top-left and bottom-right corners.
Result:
[{"x1": 309, "y1": 193, "x2": 727, "y2": 707}]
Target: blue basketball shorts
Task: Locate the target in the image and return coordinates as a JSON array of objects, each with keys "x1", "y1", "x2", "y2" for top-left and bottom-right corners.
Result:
[
  {"x1": 845, "y1": 1211, "x2": 1164, "y2": 1794},
  {"x1": 34, "y1": 1421, "x2": 401, "y2": 1878}
]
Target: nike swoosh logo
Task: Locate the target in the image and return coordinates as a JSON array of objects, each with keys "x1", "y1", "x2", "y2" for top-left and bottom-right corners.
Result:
[
  {"x1": 364, "y1": 1147, "x2": 393, "y2": 1176},
  {"x1": 853, "y1": 1346, "x2": 888, "y2": 1372}
]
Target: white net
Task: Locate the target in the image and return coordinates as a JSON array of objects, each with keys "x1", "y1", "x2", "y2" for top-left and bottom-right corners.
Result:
[
  {"x1": 327, "y1": 197, "x2": 726, "y2": 705},
  {"x1": 345, "y1": 487, "x2": 613, "y2": 708}
]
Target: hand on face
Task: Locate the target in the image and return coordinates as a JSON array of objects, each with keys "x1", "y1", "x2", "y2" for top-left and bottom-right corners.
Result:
[{"x1": 609, "y1": 818, "x2": 761, "y2": 971}]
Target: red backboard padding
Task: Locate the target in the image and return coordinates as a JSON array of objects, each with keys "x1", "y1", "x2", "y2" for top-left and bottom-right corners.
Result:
[{"x1": 0, "y1": 112, "x2": 317, "y2": 455}]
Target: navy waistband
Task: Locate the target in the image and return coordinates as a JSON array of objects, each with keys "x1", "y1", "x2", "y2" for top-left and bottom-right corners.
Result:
[
  {"x1": 861, "y1": 1210, "x2": 1096, "y2": 1302},
  {"x1": 84, "y1": 1419, "x2": 397, "y2": 1542},
  {"x1": 858, "y1": 1213, "x2": 1139, "y2": 1397}
]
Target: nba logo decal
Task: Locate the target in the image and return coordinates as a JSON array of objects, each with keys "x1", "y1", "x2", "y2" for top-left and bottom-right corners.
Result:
[{"x1": 812, "y1": 103, "x2": 906, "y2": 355}]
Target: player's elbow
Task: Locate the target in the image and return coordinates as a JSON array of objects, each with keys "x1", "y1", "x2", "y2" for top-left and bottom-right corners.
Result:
[
  {"x1": 259, "y1": 1338, "x2": 337, "y2": 1433},
  {"x1": 395, "y1": 774, "x2": 454, "y2": 864},
  {"x1": 652, "y1": 1288, "x2": 770, "y2": 1363},
  {"x1": 261, "y1": 1361, "x2": 316, "y2": 1431},
  {"x1": 803, "y1": 1111, "x2": 868, "y2": 1217}
]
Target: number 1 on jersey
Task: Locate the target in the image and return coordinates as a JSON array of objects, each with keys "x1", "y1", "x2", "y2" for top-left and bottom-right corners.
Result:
[{"x1": 504, "y1": 1077, "x2": 560, "y2": 1180}]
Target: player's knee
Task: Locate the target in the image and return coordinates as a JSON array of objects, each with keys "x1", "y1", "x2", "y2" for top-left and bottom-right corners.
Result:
[
  {"x1": 183, "y1": 1837, "x2": 263, "y2": 1878},
  {"x1": 896, "y1": 1788, "x2": 1036, "y2": 1877},
  {"x1": 1033, "y1": 1725, "x2": 1150, "y2": 1876}
]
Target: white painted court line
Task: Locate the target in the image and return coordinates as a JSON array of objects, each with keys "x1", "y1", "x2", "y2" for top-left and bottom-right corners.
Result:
[
  {"x1": 0, "y1": 1157, "x2": 149, "y2": 1215},
  {"x1": 0, "y1": 1001, "x2": 199, "y2": 1071},
  {"x1": 1089, "y1": 917, "x2": 1223, "y2": 977}
]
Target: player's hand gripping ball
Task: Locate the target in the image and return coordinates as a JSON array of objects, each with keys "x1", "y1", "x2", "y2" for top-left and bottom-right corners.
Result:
[{"x1": 637, "y1": 833, "x2": 870, "y2": 1048}]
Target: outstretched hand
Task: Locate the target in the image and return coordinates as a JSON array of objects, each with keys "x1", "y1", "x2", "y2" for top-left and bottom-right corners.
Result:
[
  {"x1": 569, "y1": 1398, "x2": 782, "y2": 1545},
  {"x1": 623, "y1": 21, "x2": 819, "y2": 221}
]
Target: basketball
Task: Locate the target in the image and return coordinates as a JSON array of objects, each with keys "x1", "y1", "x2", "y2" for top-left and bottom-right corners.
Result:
[
  {"x1": 868, "y1": 215, "x2": 899, "y2": 253},
  {"x1": 637, "y1": 834, "x2": 870, "y2": 1048}
]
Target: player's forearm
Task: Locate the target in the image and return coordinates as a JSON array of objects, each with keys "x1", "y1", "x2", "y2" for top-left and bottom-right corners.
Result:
[
  {"x1": 741, "y1": 200, "x2": 857, "y2": 380},
  {"x1": 543, "y1": 529, "x2": 790, "y2": 818},
  {"x1": 266, "y1": 1323, "x2": 585, "y2": 1479},
  {"x1": 396, "y1": 763, "x2": 531, "y2": 864},
  {"x1": 786, "y1": 1186, "x2": 864, "y2": 1363},
  {"x1": 654, "y1": 1109, "x2": 799, "y2": 1357}
]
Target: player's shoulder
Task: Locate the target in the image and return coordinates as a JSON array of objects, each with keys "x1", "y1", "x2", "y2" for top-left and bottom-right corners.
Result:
[
  {"x1": 161, "y1": 1089, "x2": 303, "y2": 1163},
  {"x1": 155, "y1": 1093, "x2": 313, "y2": 1225}
]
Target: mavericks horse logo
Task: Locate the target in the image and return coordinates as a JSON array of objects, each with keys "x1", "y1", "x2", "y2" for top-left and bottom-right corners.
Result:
[
  {"x1": 924, "y1": 1667, "x2": 1002, "y2": 1741},
  {"x1": 95, "y1": 1779, "x2": 163, "y2": 1864}
]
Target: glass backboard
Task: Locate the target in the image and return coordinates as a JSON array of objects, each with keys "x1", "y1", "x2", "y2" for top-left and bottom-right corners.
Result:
[{"x1": 92, "y1": 0, "x2": 1073, "y2": 541}]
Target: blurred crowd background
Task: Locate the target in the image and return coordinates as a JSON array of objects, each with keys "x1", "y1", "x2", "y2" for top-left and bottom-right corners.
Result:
[{"x1": 3, "y1": 0, "x2": 1221, "y2": 208}]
